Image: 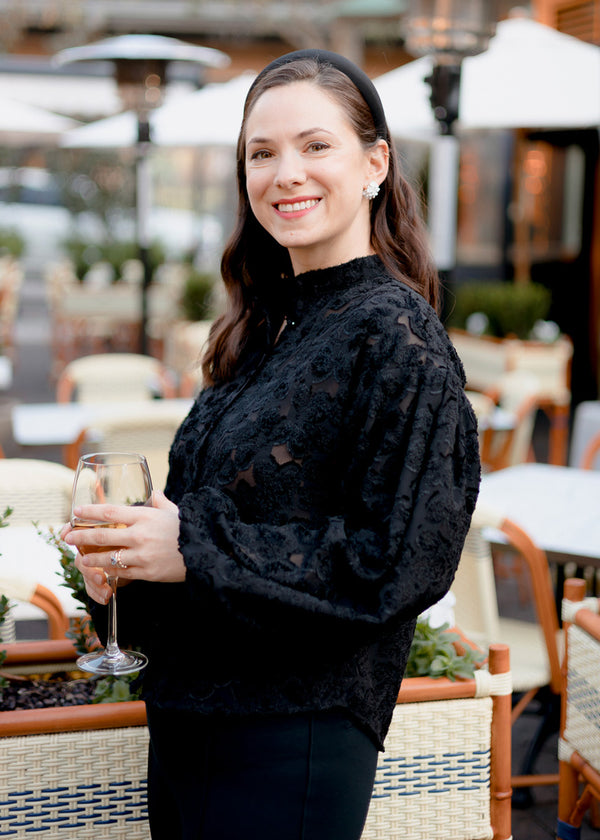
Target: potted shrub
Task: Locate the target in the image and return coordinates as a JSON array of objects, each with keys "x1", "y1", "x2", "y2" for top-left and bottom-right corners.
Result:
[{"x1": 448, "y1": 280, "x2": 552, "y2": 340}]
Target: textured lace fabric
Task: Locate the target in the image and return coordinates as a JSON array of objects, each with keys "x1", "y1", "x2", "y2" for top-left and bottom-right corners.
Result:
[{"x1": 110, "y1": 255, "x2": 480, "y2": 749}]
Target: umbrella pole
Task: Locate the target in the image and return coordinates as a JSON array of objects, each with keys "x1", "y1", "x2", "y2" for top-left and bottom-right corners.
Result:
[{"x1": 136, "y1": 116, "x2": 152, "y2": 355}]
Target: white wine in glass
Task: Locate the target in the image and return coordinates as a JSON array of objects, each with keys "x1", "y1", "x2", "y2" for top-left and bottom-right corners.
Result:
[{"x1": 71, "y1": 451, "x2": 152, "y2": 675}]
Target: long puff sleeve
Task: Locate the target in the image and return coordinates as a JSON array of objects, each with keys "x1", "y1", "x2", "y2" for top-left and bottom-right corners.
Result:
[
  {"x1": 108, "y1": 258, "x2": 480, "y2": 747},
  {"x1": 177, "y1": 306, "x2": 480, "y2": 640}
]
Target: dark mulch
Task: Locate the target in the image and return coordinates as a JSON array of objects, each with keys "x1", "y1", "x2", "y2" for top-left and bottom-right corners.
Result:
[{"x1": 0, "y1": 673, "x2": 97, "y2": 711}]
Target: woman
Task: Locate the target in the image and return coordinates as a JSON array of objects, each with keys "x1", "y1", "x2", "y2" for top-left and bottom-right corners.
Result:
[{"x1": 64, "y1": 49, "x2": 480, "y2": 840}]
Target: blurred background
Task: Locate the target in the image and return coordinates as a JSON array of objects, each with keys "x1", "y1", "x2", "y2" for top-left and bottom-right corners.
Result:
[{"x1": 0, "y1": 0, "x2": 598, "y2": 410}]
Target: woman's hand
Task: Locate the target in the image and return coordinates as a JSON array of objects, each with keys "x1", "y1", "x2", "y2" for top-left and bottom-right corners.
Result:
[{"x1": 62, "y1": 490, "x2": 186, "y2": 600}]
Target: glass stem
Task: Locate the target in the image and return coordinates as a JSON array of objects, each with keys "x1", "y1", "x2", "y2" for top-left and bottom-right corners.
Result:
[{"x1": 105, "y1": 575, "x2": 121, "y2": 658}]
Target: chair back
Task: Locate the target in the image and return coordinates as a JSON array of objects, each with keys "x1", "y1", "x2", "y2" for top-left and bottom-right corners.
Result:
[
  {"x1": 480, "y1": 370, "x2": 540, "y2": 471},
  {"x1": 56, "y1": 353, "x2": 176, "y2": 403},
  {"x1": 579, "y1": 431, "x2": 600, "y2": 470},
  {"x1": 77, "y1": 407, "x2": 187, "y2": 491},
  {"x1": 450, "y1": 507, "x2": 502, "y2": 645},
  {"x1": 0, "y1": 458, "x2": 75, "y2": 526},
  {"x1": 0, "y1": 575, "x2": 69, "y2": 639},
  {"x1": 452, "y1": 503, "x2": 562, "y2": 696},
  {"x1": 362, "y1": 645, "x2": 512, "y2": 840},
  {"x1": 557, "y1": 579, "x2": 600, "y2": 839}
]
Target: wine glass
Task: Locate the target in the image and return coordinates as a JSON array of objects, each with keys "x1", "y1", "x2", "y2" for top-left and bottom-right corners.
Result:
[{"x1": 71, "y1": 451, "x2": 152, "y2": 675}]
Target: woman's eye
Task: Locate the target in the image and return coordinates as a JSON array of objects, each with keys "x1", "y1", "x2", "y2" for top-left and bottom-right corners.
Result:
[
  {"x1": 307, "y1": 142, "x2": 329, "y2": 152},
  {"x1": 250, "y1": 149, "x2": 272, "y2": 161}
]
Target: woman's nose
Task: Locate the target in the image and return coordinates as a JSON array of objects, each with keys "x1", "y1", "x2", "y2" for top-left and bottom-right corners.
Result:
[{"x1": 274, "y1": 152, "x2": 306, "y2": 189}]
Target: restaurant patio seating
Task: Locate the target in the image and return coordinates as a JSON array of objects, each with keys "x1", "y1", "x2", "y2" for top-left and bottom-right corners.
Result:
[
  {"x1": 362, "y1": 644, "x2": 512, "y2": 840},
  {"x1": 0, "y1": 458, "x2": 75, "y2": 526},
  {"x1": 451, "y1": 504, "x2": 562, "y2": 795},
  {"x1": 449, "y1": 330, "x2": 573, "y2": 465},
  {"x1": 579, "y1": 431, "x2": 600, "y2": 470},
  {"x1": 0, "y1": 459, "x2": 75, "y2": 641},
  {"x1": 46, "y1": 264, "x2": 183, "y2": 371},
  {"x1": 163, "y1": 318, "x2": 213, "y2": 397},
  {"x1": 0, "y1": 574, "x2": 69, "y2": 640},
  {"x1": 479, "y1": 370, "x2": 540, "y2": 471},
  {"x1": 67, "y1": 404, "x2": 189, "y2": 489},
  {"x1": 569, "y1": 400, "x2": 600, "y2": 470},
  {"x1": 557, "y1": 578, "x2": 600, "y2": 840},
  {"x1": 56, "y1": 352, "x2": 176, "y2": 404}
]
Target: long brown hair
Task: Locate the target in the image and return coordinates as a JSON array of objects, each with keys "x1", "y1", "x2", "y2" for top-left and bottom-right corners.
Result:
[{"x1": 202, "y1": 57, "x2": 438, "y2": 385}]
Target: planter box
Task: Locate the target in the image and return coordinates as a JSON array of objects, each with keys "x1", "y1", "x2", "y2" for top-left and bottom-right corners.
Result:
[
  {"x1": 0, "y1": 641, "x2": 149, "y2": 839},
  {"x1": 362, "y1": 645, "x2": 512, "y2": 840},
  {"x1": 0, "y1": 643, "x2": 512, "y2": 840}
]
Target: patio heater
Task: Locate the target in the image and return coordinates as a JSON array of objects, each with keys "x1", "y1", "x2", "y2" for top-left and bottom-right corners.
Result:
[
  {"x1": 402, "y1": 1, "x2": 497, "y2": 314},
  {"x1": 55, "y1": 35, "x2": 230, "y2": 354}
]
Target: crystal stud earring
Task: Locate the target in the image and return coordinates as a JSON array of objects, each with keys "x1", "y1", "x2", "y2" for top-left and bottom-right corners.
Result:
[{"x1": 362, "y1": 181, "x2": 380, "y2": 200}]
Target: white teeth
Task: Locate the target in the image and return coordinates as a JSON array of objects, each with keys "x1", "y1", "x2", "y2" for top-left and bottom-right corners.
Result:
[{"x1": 277, "y1": 199, "x2": 319, "y2": 212}]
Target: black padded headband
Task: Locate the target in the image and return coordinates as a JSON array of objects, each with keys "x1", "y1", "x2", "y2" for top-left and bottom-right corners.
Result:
[{"x1": 248, "y1": 48, "x2": 390, "y2": 141}]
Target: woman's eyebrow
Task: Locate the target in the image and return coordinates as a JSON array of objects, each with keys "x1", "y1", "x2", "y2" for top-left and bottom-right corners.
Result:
[{"x1": 246, "y1": 127, "x2": 335, "y2": 146}]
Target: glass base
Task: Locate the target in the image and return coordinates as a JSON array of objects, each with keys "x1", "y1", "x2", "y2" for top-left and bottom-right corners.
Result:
[{"x1": 77, "y1": 648, "x2": 148, "y2": 676}]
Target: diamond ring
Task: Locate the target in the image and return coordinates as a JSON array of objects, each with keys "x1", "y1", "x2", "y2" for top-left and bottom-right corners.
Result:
[{"x1": 110, "y1": 549, "x2": 128, "y2": 570}]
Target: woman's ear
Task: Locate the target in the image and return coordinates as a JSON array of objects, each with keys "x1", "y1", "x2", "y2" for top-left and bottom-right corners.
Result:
[{"x1": 367, "y1": 139, "x2": 390, "y2": 186}]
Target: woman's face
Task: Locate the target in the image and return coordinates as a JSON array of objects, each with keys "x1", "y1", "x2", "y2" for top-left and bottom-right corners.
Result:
[{"x1": 244, "y1": 80, "x2": 388, "y2": 275}]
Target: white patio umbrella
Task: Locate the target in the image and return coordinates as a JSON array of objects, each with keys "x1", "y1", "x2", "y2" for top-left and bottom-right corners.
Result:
[
  {"x1": 375, "y1": 16, "x2": 600, "y2": 136},
  {"x1": 0, "y1": 96, "x2": 80, "y2": 145},
  {"x1": 60, "y1": 73, "x2": 255, "y2": 149}
]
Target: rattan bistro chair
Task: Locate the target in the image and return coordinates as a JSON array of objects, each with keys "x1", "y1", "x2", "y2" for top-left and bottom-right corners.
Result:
[
  {"x1": 479, "y1": 370, "x2": 541, "y2": 472},
  {"x1": 0, "y1": 459, "x2": 74, "y2": 642},
  {"x1": 68, "y1": 404, "x2": 189, "y2": 490},
  {"x1": 579, "y1": 431, "x2": 600, "y2": 471},
  {"x1": 557, "y1": 578, "x2": 600, "y2": 840},
  {"x1": 362, "y1": 644, "x2": 512, "y2": 840},
  {"x1": 0, "y1": 574, "x2": 68, "y2": 640},
  {"x1": 0, "y1": 458, "x2": 75, "y2": 527},
  {"x1": 451, "y1": 505, "x2": 563, "y2": 794},
  {"x1": 56, "y1": 353, "x2": 176, "y2": 404}
]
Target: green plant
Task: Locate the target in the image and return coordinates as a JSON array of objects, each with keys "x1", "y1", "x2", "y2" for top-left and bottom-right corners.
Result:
[
  {"x1": 405, "y1": 619, "x2": 486, "y2": 681},
  {"x1": 41, "y1": 526, "x2": 140, "y2": 703},
  {"x1": 180, "y1": 269, "x2": 216, "y2": 321},
  {"x1": 62, "y1": 236, "x2": 167, "y2": 282},
  {"x1": 0, "y1": 228, "x2": 25, "y2": 258},
  {"x1": 0, "y1": 507, "x2": 14, "y2": 694},
  {"x1": 449, "y1": 281, "x2": 552, "y2": 340}
]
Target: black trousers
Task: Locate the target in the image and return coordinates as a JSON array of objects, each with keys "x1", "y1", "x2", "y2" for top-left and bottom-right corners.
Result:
[{"x1": 145, "y1": 705, "x2": 378, "y2": 840}]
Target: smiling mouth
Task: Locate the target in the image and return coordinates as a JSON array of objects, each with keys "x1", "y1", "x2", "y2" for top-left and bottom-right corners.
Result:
[{"x1": 275, "y1": 199, "x2": 320, "y2": 213}]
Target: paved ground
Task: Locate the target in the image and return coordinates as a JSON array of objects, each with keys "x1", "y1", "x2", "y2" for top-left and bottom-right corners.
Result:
[{"x1": 2, "y1": 267, "x2": 599, "y2": 839}]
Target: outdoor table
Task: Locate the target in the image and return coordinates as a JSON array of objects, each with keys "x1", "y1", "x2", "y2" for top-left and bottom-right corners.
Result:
[
  {"x1": 479, "y1": 463, "x2": 600, "y2": 569},
  {"x1": 11, "y1": 397, "x2": 193, "y2": 452},
  {"x1": 479, "y1": 463, "x2": 600, "y2": 607}
]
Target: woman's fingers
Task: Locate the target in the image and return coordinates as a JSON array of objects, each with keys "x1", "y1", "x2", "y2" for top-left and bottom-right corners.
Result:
[
  {"x1": 66, "y1": 495, "x2": 186, "y2": 584},
  {"x1": 74, "y1": 554, "x2": 112, "y2": 605}
]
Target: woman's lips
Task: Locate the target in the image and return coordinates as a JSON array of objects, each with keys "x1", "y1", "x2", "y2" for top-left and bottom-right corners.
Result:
[{"x1": 274, "y1": 198, "x2": 321, "y2": 215}]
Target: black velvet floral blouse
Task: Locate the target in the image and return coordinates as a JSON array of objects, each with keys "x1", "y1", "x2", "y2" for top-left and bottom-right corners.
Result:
[{"x1": 110, "y1": 254, "x2": 480, "y2": 749}]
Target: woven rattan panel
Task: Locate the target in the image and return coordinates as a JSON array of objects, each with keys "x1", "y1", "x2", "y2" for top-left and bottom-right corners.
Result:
[
  {"x1": 564, "y1": 624, "x2": 600, "y2": 770},
  {"x1": 362, "y1": 697, "x2": 494, "y2": 840},
  {"x1": 0, "y1": 726, "x2": 149, "y2": 838}
]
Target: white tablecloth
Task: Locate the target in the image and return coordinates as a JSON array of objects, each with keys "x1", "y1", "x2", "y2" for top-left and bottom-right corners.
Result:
[
  {"x1": 479, "y1": 463, "x2": 600, "y2": 565},
  {"x1": 11, "y1": 398, "x2": 193, "y2": 447}
]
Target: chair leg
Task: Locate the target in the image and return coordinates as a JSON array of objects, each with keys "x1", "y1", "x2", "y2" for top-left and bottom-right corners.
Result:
[{"x1": 512, "y1": 688, "x2": 561, "y2": 808}]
